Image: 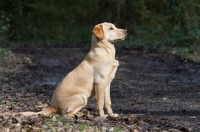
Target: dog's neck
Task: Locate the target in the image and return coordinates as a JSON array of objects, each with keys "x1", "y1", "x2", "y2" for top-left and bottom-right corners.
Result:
[{"x1": 90, "y1": 34, "x2": 116, "y2": 59}]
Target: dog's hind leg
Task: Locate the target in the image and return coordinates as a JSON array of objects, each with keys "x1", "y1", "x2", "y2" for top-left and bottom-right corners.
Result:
[{"x1": 64, "y1": 94, "x2": 88, "y2": 117}]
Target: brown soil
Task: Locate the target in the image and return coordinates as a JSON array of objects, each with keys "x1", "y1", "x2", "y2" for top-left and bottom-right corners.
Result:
[{"x1": 0, "y1": 47, "x2": 200, "y2": 131}]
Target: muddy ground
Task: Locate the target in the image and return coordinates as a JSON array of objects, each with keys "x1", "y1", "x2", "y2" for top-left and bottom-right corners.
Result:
[{"x1": 0, "y1": 47, "x2": 200, "y2": 131}]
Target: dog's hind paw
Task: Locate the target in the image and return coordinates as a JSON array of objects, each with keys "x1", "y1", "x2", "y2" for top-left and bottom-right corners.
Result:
[
  {"x1": 108, "y1": 113, "x2": 119, "y2": 118},
  {"x1": 100, "y1": 114, "x2": 108, "y2": 119}
]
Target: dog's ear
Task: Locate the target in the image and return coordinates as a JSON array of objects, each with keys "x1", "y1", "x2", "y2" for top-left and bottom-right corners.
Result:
[{"x1": 93, "y1": 24, "x2": 104, "y2": 40}]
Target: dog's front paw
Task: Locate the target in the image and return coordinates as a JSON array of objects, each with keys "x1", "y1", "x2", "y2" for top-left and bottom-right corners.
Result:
[
  {"x1": 100, "y1": 114, "x2": 108, "y2": 119},
  {"x1": 108, "y1": 113, "x2": 119, "y2": 118}
]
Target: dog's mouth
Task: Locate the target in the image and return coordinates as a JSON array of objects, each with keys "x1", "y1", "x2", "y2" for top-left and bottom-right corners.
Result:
[{"x1": 113, "y1": 36, "x2": 127, "y2": 42}]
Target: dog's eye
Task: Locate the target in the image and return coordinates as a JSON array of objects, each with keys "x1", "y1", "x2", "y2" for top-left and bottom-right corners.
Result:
[{"x1": 109, "y1": 27, "x2": 114, "y2": 30}]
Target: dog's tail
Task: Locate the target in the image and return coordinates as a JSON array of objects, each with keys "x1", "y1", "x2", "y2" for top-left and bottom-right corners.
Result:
[{"x1": 19, "y1": 106, "x2": 57, "y2": 116}]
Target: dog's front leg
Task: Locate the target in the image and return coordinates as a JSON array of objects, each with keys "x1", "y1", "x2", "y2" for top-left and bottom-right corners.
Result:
[
  {"x1": 94, "y1": 82, "x2": 107, "y2": 119},
  {"x1": 104, "y1": 64, "x2": 119, "y2": 117},
  {"x1": 104, "y1": 83, "x2": 119, "y2": 117}
]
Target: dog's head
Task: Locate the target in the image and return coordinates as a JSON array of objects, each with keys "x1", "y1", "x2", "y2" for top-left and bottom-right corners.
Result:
[{"x1": 93, "y1": 22, "x2": 127, "y2": 42}]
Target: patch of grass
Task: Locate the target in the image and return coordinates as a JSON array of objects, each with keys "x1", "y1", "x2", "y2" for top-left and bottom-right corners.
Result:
[
  {"x1": 66, "y1": 122, "x2": 74, "y2": 127},
  {"x1": 113, "y1": 127, "x2": 122, "y2": 132},
  {"x1": 44, "y1": 117, "x2": 55, "y2": 130},
  {"x1": 0, "y1": 69, "x2": 3, "y2": 76},
  {"x1": 78, "y1": 123, "x2": 88, "y2": 131},
  {"x1": 44, "y1": 115, "x2": 92, "y2": 131},
  {"x1": 0, "y1": 48, "x2": 11, "y2": 57},
  {"x1": 43, "y1": 115, "x2": 124, "y2": 132},
  {"x1": 0, "y1": 48, "x2": 12, "y2": 78},
  {"x1": 44, "y1": 115, "x2": 63, "y2": 125},
  {"x1": 44, "y1": 115, "x2": 65, "y2": 131},
  {"x1": 0, "y1": 48, "x2": 12, "y2": 67},
  {"x1": 163, "y1": 46, "x2": 200, "y2": 62}
]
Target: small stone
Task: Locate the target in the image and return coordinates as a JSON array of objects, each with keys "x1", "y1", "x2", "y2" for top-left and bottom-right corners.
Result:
[
  {"x1": 162, "y1": 97, "x2": 168, "y2": 101},
  {"x1": 133, "y1": 129, "x2": 139, "y2": 132}
]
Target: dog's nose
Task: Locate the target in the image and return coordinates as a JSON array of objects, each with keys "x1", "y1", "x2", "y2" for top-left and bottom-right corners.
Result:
[{"x1": 124, "y1": 30, "x2": 127, "y2": 35}]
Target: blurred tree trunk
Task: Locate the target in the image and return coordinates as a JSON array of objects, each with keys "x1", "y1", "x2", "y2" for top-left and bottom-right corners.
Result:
[
  {"x1": 166, "y1": 0, "x2": 188, "y2": 35},
  {"x1": 124, "y1": 0, "x2": 136, "y2": 36},
  {"x1": 116, "y1": 2, "x2": 120, "y2": 24},
  {"x1": 178, "y1": 0, "x2": 188, "y2": 35},
  {"x1": 124, "y1": 0, "x2": 130, "y2": 24},
  {"x1": 18, "y1": 0, "x2": 23, "y2": 21}
]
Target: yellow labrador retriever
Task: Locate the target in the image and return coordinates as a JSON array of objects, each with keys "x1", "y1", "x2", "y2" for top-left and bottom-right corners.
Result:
[{"x1": 21, "y1": 22, "x2": 127, "y2": 118}]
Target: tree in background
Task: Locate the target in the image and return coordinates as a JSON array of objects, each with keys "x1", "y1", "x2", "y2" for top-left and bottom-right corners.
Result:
[{"x1": 0, "y1": 0, "x2": 200, "y2": 49}]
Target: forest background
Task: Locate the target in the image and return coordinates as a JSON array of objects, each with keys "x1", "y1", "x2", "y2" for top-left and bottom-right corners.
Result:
[{"x1": 0, "y1": 0, "x2": 200, "y2": 53}]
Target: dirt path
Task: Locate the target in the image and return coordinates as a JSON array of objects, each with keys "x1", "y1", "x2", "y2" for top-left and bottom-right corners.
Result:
[{"x1": 0, "y1": 48, "x2": 200, "y2": 131}]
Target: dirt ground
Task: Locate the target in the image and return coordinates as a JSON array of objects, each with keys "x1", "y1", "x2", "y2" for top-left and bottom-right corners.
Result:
[{"x1": 0, "y1": 47, "x2": 200, "y2": 131}]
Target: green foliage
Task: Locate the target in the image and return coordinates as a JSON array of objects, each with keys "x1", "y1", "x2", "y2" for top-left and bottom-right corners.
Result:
[
  {"x1": 78, "y1": 123, "x2": 88, "y2": 131},
  {"x1": 43, "y1": 115, "x2": 101, "y2": 131},
  {"x1": 0, "y1": 48, "x2": 12, "y2": 77},
  {"x1": 0, "y1": 48, "x2": 11, "y2": 56},
  {"x1": 0, "y1": 48, "x2": 12, "y2": 67},
  {"x1": 44, "y1": 115, "x2": 62, "y2": 127},
  {"x1": 13, "y1": 25, "x2": 91, "y2": 46},
  {"x1": 0, "y1": 0, "x2": 200, "y2": 51},
  {"x1": 113, "y1": 127, "x2": 122, "y2": 132}
]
